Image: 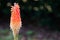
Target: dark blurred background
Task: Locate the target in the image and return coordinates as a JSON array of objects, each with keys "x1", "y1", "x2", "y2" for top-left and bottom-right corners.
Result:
[{"x1": 0, "y1": 0, "x2": 60, "y2": 40}]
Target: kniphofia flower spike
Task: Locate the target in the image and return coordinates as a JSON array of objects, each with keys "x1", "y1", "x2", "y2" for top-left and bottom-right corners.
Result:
[{"x1": 10, "y1": 3, "x2": 22, "y2": 40}]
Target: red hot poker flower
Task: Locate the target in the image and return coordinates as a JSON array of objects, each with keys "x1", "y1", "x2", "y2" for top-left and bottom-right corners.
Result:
[{"x1": 10, "y1": 3, "x2": 22, "y2": 40}]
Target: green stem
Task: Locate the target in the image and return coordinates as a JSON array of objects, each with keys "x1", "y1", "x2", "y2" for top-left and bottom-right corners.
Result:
[
  {"x1": 13, "y1": 31, "x2": 19, "y2": 40},
  {"x1": 14, "y1": 34, "x2": 18, "y2": 40}
]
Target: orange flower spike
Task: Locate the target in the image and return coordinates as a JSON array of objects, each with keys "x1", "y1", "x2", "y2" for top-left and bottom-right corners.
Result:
[{"x1": 10, "y1": 3, "x2": 22, "y2": 40}]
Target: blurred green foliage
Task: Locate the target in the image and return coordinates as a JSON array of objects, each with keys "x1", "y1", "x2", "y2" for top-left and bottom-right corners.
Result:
[
  {"x1": 0, "y1": 29, "x2": 34, "y2": 40},
  {"x1": 0, "y1": 0, "x2": 60, "y2": 40},
  {"x1": 26, "y1": 30, "x2": 33, "y2": 35}
]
